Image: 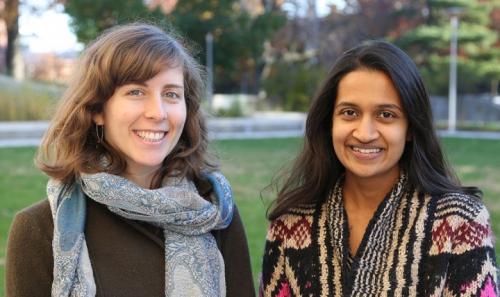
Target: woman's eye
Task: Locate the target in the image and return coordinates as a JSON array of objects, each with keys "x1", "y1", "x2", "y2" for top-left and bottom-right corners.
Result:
[
  {"x1": 127, "y1": 89, "x2": 144, "y2": 96},
  {"x1": 379, "y1": 111, "x2": 395, "y2": 119},
  {"x1": 163, "y1": 91, "x2": 180, "y2": 99},
  {"x1": 341, "y1": 109, "x2": 357, "y2": 117}
]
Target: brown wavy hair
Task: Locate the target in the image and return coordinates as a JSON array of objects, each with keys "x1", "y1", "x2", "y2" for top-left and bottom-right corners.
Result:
[{"x1": 36, "y1": 23, "x2": 216, "y2": 191}]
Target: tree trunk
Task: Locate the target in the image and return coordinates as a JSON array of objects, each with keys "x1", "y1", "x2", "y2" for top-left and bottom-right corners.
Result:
[
  {"x1": 5, "y1": 17, "x2": 18, "y2": 76},
  {"x1": 4, "y1": 0, "x2": 19, "y2": 76}
]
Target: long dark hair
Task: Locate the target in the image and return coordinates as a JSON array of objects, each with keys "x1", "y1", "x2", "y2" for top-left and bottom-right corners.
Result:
[{"x1": 268, "y1": 40, "x2": 480, "y2": 220}]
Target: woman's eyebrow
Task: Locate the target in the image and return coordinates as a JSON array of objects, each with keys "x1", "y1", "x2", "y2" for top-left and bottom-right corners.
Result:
[
  {"x1": 162, "y1": 84, "x2": 184, "y2": 89},
  {"x1": 377, "y1": 104, "x2": 403, "y2": 111},
  {"x1": 335, "y1": 101, "x2": 403, "y2": 111},
  {"x1": 122, "y1": 82, "x2": 184, "y2": 89},
  {"x1": 334, "y1": 101, "x2": 357, "y2": 109}
]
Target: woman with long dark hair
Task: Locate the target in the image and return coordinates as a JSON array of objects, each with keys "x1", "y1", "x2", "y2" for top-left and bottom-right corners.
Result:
[
  {"x1": 260, "y1": 41, "x2": 497, "y2": 296},
  {"x1": 6, "y1": 23, "x2": 254, "y2": 297}
]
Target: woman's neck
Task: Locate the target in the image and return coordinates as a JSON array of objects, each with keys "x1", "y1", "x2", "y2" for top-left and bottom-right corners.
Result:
[
  {"x1": 342, "y1": 169, "x2": 400, "y2": 211},
  {"x1": 122, "y1": 170, "x2": 158, "y2": 189},
  {"x1": 121, "y1": 162, "x2": 163, "y2": 189}
]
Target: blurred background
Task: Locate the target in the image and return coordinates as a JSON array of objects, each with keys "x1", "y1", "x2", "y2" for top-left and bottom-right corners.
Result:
[
  {"x1": 0, "y1": 0, "x2": 499, "y2": 126},
  {"x1": 0, "y1": 1, "x2": 499, "y2": 294}
]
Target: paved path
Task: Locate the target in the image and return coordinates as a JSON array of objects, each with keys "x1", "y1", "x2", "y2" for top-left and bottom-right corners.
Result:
[
  {"x1": 437, "y1": 130, "x2": 500, "y2": 140},
  {"x1": 1, "y1": 115, "x2": 499, "y2": 148},
  {"x1": 0, "y1": 121, "x2": 49, "y2": 147}
]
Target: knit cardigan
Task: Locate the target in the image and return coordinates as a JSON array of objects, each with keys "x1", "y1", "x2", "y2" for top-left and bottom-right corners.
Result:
[{"x1": 260, "y1": 188, "x2": 498, "y2": 296}]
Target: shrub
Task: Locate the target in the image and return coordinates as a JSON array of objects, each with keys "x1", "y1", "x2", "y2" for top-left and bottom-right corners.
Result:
[
  {"x1": 215, "y1": 99, "x2": 245, "y2": 117},
  {"x1": 263, "y1": 58, "x2": 327, "y2": 111},
  {"x1": 0, "y1": 75, "x2": 63, "y2": 121}
]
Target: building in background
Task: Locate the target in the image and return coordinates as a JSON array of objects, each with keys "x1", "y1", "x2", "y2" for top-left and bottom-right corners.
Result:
[{"x1": 23, "y1": 51, "x2": 78, "y2": 83}]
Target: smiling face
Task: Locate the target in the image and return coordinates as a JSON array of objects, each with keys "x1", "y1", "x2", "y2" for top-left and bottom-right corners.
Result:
[
  {"x1": 93, "y1": 66, "x2": 187, "y2": 187},
  {"x1": 332, "y1": 69, "x2": 409, "y2": 185}
]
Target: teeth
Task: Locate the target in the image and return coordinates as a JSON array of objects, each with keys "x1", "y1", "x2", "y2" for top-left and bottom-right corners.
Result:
[
  {"x1": 352, "y1": 147, "x2": 381, "y2": 154},
  {"x1": 135, "y1": 130, "x2": 165, "y2": 142}
]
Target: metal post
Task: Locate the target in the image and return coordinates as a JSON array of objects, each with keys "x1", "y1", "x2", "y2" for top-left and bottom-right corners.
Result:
[
  {"x1": 448, "y1": 13, "x2": 459, "y2": 133},
  {"x1": 205, "y1": 32, "x2": 214, "y2": 112}
]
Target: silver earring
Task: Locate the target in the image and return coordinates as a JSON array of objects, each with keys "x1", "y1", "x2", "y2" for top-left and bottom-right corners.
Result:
[{"x1": 96, "y1": 124, "x2": 104, "y2": 143}]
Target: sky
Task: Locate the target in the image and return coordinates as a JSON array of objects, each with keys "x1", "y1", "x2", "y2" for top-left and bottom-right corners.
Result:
[
  {"x1": 19, "y1": 0, "x2": 83, "y2": 53},
  {"x1": 18, "y1": 0, "x2": 345, "y2": 54}
]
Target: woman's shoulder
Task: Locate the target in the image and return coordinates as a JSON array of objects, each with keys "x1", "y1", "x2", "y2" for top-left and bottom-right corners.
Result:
[
  {"x1": 6, "y1": 199, "x2": 54, "y2": 296},
  {"x1": 17, "y1": 199, "x2": 51, "y2": 215},
  {"x1": 433, "y1": 192, "x2": 490, "y2": 223},
  {"x1": 10, "y1": 199, "x2": 53, "y2": 241},
  {"x1": 270, "y1": 203, "x2": 316, "y2": 224},
  {"x1": 429, "y1": 192, "x2": 493, "y2": 254},
  {"x1": 7, "y1": 199, "x2": 54, "y2": 266},
  {"x1": 266, "y1": 204, "x2": 316, "y2": 248},
  {"x1": 13, "y1": 199, "x2": 52, "y2": 226}
]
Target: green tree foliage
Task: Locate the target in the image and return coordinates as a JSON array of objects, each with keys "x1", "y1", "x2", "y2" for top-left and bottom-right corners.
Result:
[
  {"x1": 263, "y1": 1, "x2": 425, "y2": 111},
  {"x1": 167, "y1": 0, "x2": 285, "y2": 93},
  {"x1": 63, "y1": 0, "x2": 164, "y2": 44},
  {"x1": 395, "y1": 0, "x2": 500, "y2": 94},
  {"x1": 62, "y1": 0, "x2": 285, "y2": 94}
]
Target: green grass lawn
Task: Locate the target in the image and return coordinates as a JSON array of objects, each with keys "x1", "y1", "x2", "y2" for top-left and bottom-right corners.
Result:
[{"x1": 1, "y1": 137, "x2": 499, "y2": 295}]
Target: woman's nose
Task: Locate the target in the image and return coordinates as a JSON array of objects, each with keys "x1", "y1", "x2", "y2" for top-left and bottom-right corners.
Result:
[
  {"x1": 144, "y1": 95, "x2": 167, "y2": 121},
  {"x1": 352, "y1": 116, "x2": 379, "y2": 142}
]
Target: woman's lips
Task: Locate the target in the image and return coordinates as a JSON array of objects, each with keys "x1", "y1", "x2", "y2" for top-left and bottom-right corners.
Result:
[
  {"x1": 349, "y1": 145, "x2": 383, "y2": 160},
  {"x1": 133, "y1": 130, "x2": 167, "y2": 143}
]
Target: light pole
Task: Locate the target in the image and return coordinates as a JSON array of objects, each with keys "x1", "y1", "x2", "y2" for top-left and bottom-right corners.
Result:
[
  {"x1": 206, "y1": 32, "x2": 214, "y2": 112},
  {"x1": 447, "y1": 7, "x2": 463, "y2": 133}
]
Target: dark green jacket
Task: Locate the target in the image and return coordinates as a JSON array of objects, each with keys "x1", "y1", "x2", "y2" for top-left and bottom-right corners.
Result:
[{"x1": 6, "y1": 198, "x2": 255, "y2": 296}]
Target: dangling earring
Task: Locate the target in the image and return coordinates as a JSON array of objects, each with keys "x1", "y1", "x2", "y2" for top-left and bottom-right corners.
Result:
[{"x1": 96, "y1": 124, "x2": 104, "y2": 144}]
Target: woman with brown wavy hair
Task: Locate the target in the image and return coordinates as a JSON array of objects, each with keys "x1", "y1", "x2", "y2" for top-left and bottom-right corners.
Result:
[{"x1": 6, "y1": 23, "x2": 254, "y2": 297}]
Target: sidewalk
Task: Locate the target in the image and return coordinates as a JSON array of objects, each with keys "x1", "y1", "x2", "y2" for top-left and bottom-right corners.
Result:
[
  {"x1": 0, "y1": 121, "x2": 49, "y2": 148},
  {"x1": 437, "y1": 130, "x2": 500, "y2": 139}
]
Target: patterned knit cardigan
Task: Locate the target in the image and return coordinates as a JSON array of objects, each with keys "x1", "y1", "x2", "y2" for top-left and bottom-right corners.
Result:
[{"x1": 260, "y1": 180, "x2": 498, "y2": 297}]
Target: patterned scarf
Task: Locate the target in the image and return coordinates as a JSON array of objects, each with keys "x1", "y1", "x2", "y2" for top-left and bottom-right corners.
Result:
[{"x1": 47, "y1": 171, "x2": 234, "y2": 297}]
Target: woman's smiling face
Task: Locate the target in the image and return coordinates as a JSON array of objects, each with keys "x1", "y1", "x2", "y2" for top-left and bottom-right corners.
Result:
[
  {"x1": 332, "y1": 69, "x2": 409, "y2": 184},
  {"x1": 93, "y1": 66, "x2": 186, "y2": 187}
]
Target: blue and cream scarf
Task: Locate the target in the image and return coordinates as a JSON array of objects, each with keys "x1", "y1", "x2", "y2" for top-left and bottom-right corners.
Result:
[{"x1": 47, "y1": 171, "x2": 234, "y2": 297}]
